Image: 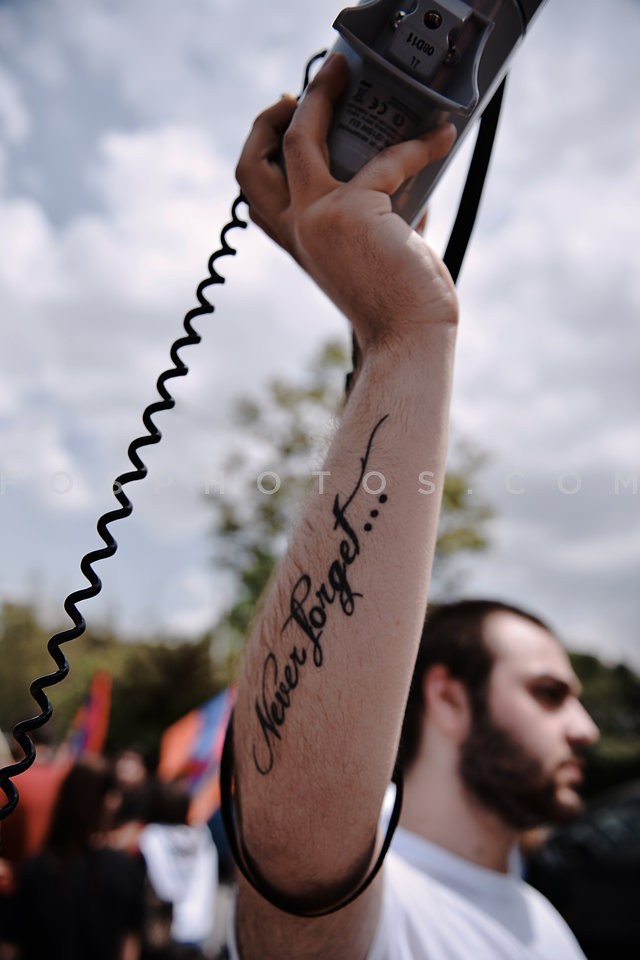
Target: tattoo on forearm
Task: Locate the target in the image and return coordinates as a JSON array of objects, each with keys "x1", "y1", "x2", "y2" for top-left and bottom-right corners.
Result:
[{"x1": 252, "y1": 415, "x2": 389, "y2": 774}]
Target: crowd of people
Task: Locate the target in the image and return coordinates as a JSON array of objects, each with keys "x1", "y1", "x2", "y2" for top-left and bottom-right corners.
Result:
[{"x1": 0, "y1": 748, "x2": 223, "y2": 960}]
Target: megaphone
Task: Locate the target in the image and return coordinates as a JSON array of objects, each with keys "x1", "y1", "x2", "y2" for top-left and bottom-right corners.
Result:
[{"x1": 324, "y1": 0, "x2": 548, "y2": 224}]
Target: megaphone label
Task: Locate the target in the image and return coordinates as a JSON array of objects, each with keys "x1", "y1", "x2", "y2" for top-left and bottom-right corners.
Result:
[{"x1": 331, "y1": 79, "x2": 422, "y2": 173}]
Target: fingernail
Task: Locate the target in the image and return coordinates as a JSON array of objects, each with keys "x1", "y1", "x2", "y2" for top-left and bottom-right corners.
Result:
[{"x1": 440, "y1": 122, "x2": 457, "y2": 143}]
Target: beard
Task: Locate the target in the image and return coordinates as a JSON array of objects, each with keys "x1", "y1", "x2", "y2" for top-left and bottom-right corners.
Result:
[{"x1": 459, "y1": 708, "x2": 585, "y2": 831}]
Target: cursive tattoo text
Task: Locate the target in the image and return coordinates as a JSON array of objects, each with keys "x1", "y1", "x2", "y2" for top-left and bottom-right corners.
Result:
[{"x1": 252, "y1": 415, "x2": 389, "y2": 774}]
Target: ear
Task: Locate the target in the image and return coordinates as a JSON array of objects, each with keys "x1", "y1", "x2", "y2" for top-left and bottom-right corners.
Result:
[{"x1": 422, "y1": 665, "x2": 472, "y2": 744}]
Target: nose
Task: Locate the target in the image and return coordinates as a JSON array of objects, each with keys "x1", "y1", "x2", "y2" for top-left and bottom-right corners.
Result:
[{"x1": 568, "y1": 701, "x2": 600, "y2": 748}]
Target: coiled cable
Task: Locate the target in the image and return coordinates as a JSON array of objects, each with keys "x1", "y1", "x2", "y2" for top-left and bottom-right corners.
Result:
[{"x1": 0, "y1": 194, "x2": 248, "y2": 821}]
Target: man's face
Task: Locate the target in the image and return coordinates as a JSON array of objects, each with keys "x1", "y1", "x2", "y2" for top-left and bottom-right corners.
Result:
[{"x1": 459, "y1": 612, "x2": 600, "y2": 831}]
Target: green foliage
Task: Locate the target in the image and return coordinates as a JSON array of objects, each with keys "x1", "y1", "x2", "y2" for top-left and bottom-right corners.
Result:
[
  {"x1": 0, "y1": 602, "x2": 128, "y2": 739},
  {"x1": 207, "y1": 339, "x2": 349, "y2": 649},
  {"x1": 439, "y1": 453, "x2": 492, "y2": 554},
  {"x1": 571, "y1": 652, "x2": 640, "y2": 738},
  {"x1": 0, "y1": 602, "x2": 52, "y2": 732},
  {"x1": 207, "y1": 337, "x2": 494, "y2": 660},
  {"x1": 106, "y1": 636, "x2": 219, "y2": 768},
  {"x1": 0, "y1": 602, "x2": 219, "y2": 766},
  {"x1": 570, "y1": 651, "x2": 640, "y2": 796},
  {"x1": 434, "y1": 441, "x2": 494, "y2": 593}
]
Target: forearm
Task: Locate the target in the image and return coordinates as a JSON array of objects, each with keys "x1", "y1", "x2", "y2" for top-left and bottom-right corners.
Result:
[{"x1": 234, "y1": 322, "x2": 456, "y2": 898}]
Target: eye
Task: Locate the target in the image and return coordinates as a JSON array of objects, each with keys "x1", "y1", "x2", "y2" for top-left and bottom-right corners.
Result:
[{"x1": 531, "y1": 683, "x2": 567, "y2": 708}]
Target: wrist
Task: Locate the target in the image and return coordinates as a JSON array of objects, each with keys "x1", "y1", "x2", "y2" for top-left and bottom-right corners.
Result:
[
  {"x1": 347, "y1": 259, "x2": 458, "y2": 359},
  {"x1": 351, "y1": 314, "x2": 458, "y2": 399}
]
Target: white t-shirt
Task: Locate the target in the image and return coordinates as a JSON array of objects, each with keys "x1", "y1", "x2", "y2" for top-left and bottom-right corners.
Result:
[
  {"x1": 367, "y1": 826, "x2": 586, "y2": 960},
  {"x1": 139, "y1": 822, "x2": 218, "y2": 945},
  {"x1": 228, "y1": 823, "x2": 585, "y2": 959}
]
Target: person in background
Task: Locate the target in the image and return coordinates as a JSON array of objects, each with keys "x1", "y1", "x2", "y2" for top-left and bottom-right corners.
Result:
[
  {"x1": 107, "y1": 748, "x2": 153, "y2": 855},
  {"x1": 0, "y1": 754, "x2": 145, "y2": 960},
  {"x1": 139, "y1": 779, "x2": 218, "y2": 960}
]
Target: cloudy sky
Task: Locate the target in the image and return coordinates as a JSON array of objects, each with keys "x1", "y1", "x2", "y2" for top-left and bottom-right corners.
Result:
[{"x1": 0, "y1": 0, "x2": 638, "y2": 671}]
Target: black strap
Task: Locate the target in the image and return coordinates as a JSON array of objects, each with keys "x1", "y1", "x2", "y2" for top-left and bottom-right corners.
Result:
[
  {"x1": 220, "y1": 711, "x2": 404, "y2": 918},
  {"x1": 443, "y1": 77, "x2": 507, "y2": 285}
]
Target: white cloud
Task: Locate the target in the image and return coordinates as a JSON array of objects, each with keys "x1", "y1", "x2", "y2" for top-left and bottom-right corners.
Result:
[
  {"x1": 0, "y1": 197, "x2": 66, "y2": 300},
  {"x1": 63, "y1": 124, "x2": 235, "y2": 307},
  {"x1": 0, "y1": 63, "x2": 30, "y2": 143}
]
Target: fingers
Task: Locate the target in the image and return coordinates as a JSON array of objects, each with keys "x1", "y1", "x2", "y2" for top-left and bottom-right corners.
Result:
[
  {"x1": 353, "y1": 123, "x2": 457, "y2": 197},
  {"x1": 236, "y1": 53, "x2": 349, "y2": 214},
  {"x1": 281, "y1": 53, "x2": 349, "y2": 201},
  {"x1": 235, "y1": 95, "x2": 297, "y2": 216},
  {"x1": 235, "y1": 51, "x2": 455, "y2": 261}
]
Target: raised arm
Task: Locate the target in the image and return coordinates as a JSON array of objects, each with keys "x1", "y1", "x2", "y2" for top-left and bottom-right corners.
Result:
[{"x1": 231, "y1": 54, "x2": 458, "y2": 958}]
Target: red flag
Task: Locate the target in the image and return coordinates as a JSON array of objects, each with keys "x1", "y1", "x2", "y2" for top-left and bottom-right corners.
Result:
[{"x1": 66, "y1": 671, "x2": 112, "y2": 756}]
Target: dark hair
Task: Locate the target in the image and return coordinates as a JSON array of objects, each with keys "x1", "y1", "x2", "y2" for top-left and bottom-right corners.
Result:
[
  {"x1": 397, "y1": 599, "x2": 552, "y2": 774},
  {"x1": 45, "y1": 754, "x2": 116, "y2": 859},
  {"x1": 143, "y1": 778, "x2": 191, "y2": 826}
]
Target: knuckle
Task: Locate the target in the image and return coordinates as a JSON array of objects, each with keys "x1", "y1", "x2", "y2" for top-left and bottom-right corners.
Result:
[
  {"x1": 282, "y1": 126, "x2": 314, "y2": 191},
  {"x1": 254, "y1": 103, "x2": 277, "y2": 127},
  {"x1": 282, "y1": 123, "x2": 303, "y2": 157}
]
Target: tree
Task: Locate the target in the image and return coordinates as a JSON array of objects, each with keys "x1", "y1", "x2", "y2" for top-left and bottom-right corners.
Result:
[
  {"x1": 0, "y1": 601, "x2": 220, "y2": 766},
  {"x1": 207, "y1": 337, "x2": 494, "y2": 673},
  {"x1": 0, "y1": 602, "x2": 52, "y2": 733},
  {"x1": 569, "y1": 651, "x2": 640, "y2": 796},
  {"x1": 106, "y1": 636, "x2": 219, "y2": 767},
  {"x1": 0, "y1": 602, "x2": 127, "y2": 738}
]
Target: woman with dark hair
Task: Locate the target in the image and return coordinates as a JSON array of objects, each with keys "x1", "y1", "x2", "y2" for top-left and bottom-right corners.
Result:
[{"x1": 0, "y1": 754, "x2": 145, "y2": 960}]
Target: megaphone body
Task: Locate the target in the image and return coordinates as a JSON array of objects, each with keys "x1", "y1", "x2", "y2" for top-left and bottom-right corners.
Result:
[{"x1": 324, "y1": 0, "x2": 548, "y2": 223}]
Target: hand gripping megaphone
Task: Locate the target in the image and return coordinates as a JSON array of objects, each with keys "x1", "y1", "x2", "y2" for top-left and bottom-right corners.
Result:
[{"x1": 323, "y1": 0, "x2": 548, "y2": 226}]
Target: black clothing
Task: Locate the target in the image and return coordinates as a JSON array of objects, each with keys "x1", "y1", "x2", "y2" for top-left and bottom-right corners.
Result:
[{"x1": 5, "y1": 846, "x2": 145, "y2": 960}]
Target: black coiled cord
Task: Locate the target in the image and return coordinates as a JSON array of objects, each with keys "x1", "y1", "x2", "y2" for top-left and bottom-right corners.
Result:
[{"x1": 0, "y1": 194, "x2": 248, "y2": 821}]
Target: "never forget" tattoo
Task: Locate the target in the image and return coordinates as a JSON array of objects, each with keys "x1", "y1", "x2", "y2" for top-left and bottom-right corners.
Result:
[{"x1": 252, "y1": 415, "x2": 389, "y2": 774}]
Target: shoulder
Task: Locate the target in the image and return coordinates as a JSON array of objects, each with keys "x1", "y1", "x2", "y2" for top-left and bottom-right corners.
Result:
[
  {"x1": 370, "y1": 846, "x2": 588, "y2": 960},
  {"x1": 517, "y1": 880, "x2": 586, "y2": 956},
  {"x1": 365, "y1": 851, "x2": 465, "y2": 960}
]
